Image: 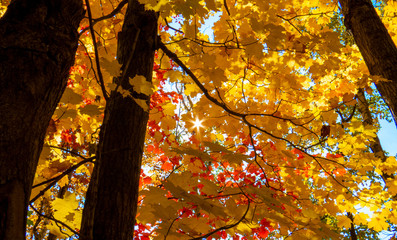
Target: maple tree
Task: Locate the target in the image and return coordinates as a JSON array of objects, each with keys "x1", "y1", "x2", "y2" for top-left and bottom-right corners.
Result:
[
  {"x1": 2, "y1": 0, "x2": 397, "y2": 239},
  {"x1": 0, "y1": 0, "x2": 84, "y2": 239}
]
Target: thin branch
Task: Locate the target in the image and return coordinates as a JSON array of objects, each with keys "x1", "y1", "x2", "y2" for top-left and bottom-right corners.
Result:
[
  {"x1": 30, "y1": 203, "x2": 79, "y2": 237},
  {"x1": 46, "y1": 144, "x2": 91, "y2": 159},
  {"x1": 32, "y1": 157, "x2": 94, "y2": 189},
  {"x1": 164, "y1": 18, "x2": 184, "y2": 34},
  {"x1": 93, "y1": 0, "x2": 128, "y2": 24},
  {"x1": 30, "y1": 157, "x2": 95, "y2": 203},
  {"x1": 276, "y1": 14, "x2": 303, "y2": 35},
  {"x1": 158, "y1": 40, "x2": 244, "y2": 118},
  {"x1": 159, "y1": 40, "x2": 320, "y2": 145},
  {"x1": 247, "y1": 125, "x2": 270, "y2": 188},
  {"x1": 189, "y1": 201, "x2": 250, "y2": 240},
  {"x1": 164, "y1": 214, "x2": 182, "y2": 240},
  {"x1": 85, "y1": 0, "x2": 110, "y2": 101},
  {"x1": 79, "y1": 0, "x2": 128, "y2": 35},
  {"x1": 78, "y1": 39, "x2": 101, "y2": 88},
  {"x1": 159, "y1": 40, "x2": 356, "y2": 190}
]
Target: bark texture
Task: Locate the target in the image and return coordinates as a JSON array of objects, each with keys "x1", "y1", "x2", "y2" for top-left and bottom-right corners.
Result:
[
  {"x1": 0, "y1": 1, "x2": 83, "y2": 239},
  {"x1": 80, "y1": 1, "x2": 158, "y2": 239},
  {"x1": 339, "y1": 0, "x2": 397, "y2": 126}
]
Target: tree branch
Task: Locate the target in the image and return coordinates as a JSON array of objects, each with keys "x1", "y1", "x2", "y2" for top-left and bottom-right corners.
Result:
[
  {"x1": 30, "y1": 203, "x2": 79, "y2": 237},
  {"x1": 93, "y1": 0, "x2": 128, "y2": 24},
  {"x1": 159, "y1": 40, "x2": 354, "y2": 192},
  {"x1": 347, "y1": 212, "x2": 357, "y2": 240},
  {"x1": 85, "y1": 0, "x2": 110, "y2": 101},
  {"x1": 30, "y1": 156, "x2": 95, "y2": 203},
  {"x1": 190, "y1": 201, "x2": 250, "y2": 240},
  {"x1": 79, "y1": 0, "x2": 128, "y2": 35}
]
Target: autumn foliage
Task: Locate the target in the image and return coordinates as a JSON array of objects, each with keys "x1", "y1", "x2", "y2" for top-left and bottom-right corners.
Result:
[{"x1": 2, "y1": 0, "x2": 397, "y2": 239}]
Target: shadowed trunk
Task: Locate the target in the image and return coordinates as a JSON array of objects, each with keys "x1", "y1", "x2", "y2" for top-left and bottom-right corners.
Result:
[
  {"x1": 79, "y1": 0, "x2": 158, "y2": 239},
  {"x1": 339, "y1": 0, "x2": 397, "y2": 127},
  {"x1": 0, "y1": 1, "x2": 83, "y2": 239}
]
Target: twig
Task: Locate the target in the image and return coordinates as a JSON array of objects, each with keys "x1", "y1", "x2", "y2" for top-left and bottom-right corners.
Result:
[
  {"x1": 85, "y1": 0, "x2": 110, "y2": 101},
  {"x1": 159, "y1": 40, "x2": 356, "y2": 198},
  {"x1": 164, "y1": 18, "x2": 184, "y2": 34},
  {"x1": 164, "y1": 214, "x2": 182, "y2": 240},
  {"x1": 93, "y1": 0, "x2": 128, "y2": 24},
  {"x1": 30, "y1": 157, "x2": 95, "y2": 203},
  {"x1": 30, "y1": 203, "x2": 79, "y2": 237},
  {"x1": 46, "y1": 144, "x2": 91, "y2": 159},
  {"x1": 78, "y1": 39, "x2": 101, "y2": 88},
  {"x1": 79, "y1": 0, "x2": 128, "y2": 35},
  {"x1": 158, "y1": 40, "x2": 242, "y2": 118},
  {"x1": 190, "y1": 201, "x2": 250, "y2": 240}
]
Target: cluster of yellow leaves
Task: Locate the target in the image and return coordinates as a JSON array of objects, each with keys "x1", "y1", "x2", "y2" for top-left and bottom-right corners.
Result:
[{"x1": 20, "y1": 0, "x2": 397, "y2": 239}]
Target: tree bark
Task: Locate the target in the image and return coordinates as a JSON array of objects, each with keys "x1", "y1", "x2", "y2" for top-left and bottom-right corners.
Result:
[
  {"x1": 339, "y1": 0, "x2": 397, "y2": 127},
  {"x1": 80, "y1": 1, "x2": 158, "y2": 239},
  {"x1": 0, "y1": 1, "x2": 83, "y2": 239}
]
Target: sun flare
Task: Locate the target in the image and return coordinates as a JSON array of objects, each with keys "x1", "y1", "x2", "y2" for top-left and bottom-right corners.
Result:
[{"x1": 192, "y1": 117, "x2": 204, "y2": 131}]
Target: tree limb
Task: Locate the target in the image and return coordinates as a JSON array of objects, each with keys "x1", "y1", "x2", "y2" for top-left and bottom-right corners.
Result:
[
  {"x1": 30, "y1": 156, "x2": 95, "y2": 203},
  {"x1": 85, "y1": 0, "x2": 110, "y2": 101}
]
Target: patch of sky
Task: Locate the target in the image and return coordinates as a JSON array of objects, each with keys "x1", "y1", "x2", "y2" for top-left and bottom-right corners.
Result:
[
  {"x1": 378, "y1": 119, "x2": 397, "y2": 156},
  {"x1": 198, "y1": 11, "x2": 221, "y2": 42}
]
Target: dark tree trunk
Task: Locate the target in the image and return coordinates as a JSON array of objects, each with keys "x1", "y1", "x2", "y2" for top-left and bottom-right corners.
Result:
[
  {"x1": 339, "y1": 0, "x2": 397, "y2": 127},
  {"x1": 80, "y1": 1, "x2": 158, "y2": 239},
  {"x1": 0, "y1": 1, "x2": 83, "y2": 239}
]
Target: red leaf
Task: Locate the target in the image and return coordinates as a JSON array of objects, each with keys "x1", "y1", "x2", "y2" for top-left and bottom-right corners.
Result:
[
  {"x1": 143, "y1": 177, "x2": 152, "y2": 185},
  {"x1": 161, "y1": 161, "x2": 173, "y2": 171}
]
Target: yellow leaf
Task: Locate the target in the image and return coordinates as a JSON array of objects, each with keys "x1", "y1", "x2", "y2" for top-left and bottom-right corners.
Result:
[
  {"x1": 302, "y1": 208, "x2": 318, "y2": 219},
  {"x1": 354, "y1": 212, "x2": 370, "y2": 225},
  {"x1": 368, "y1": 216, "x2": 389, "y2": 231},
  {"x1": 50, "y1": 192, "x2": 82, "y2": 237},
  {"x1": 30, "y1": 176, "x2": 47, "y2": 202},
  {"x1": 52, "y1": 193, "x2": 79, "y2": 219},
  {"x1": 185, "y1": 83, "x2": 200, "y2": 96},
  {"x1": 336, "y1": 215, "x2": 352, "y2": 229},
  {"x1": 58, "y1": 175, "x2": 69, "y2": 187},
  {"x1": 79, "y1": 105, "x2": 102, "y2": 116},
  {"x1": 60, "y1": 88, "x2": 82, "y2": 105},
  {"x1": 139, "y1": 0, "x2": 168, "y2": 11},
  {"x1": 245, "y1": 37, "x2": 264, "y2": 59},
  {"x1": 163, "y1": 102, "x2": 176, "y2": 116},
  {"x1": 281, "y1": 150, "x2": 295, "y2": 159},
  {"x1": 133, "y1": 98, "x2": 149, "y2": 111},
  {"x1": 129, "y1": 75, "x2": 154, "y2": 96},
  {"x1": 117, "y1": 88, "x2": 131, "y2": 98},
  {"x1": 54, "y1": 107, "x2": 77, "y2": 120},
  {"x1": 208, "y1": 68, "x2": 226, "y2": 87},
  {"x1": 99, "y1": 57, "x2": 121, "y2": 77}
]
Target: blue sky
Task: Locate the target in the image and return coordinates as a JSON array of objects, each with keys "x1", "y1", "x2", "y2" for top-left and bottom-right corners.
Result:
[{"x1": 378, "y1": 119, "x2": 397, "y2": 156}]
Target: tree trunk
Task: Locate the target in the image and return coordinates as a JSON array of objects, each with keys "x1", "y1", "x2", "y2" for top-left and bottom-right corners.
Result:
[
  {"x1": 80, "y1": 1, "x2": 158, "y2": 239},
  {"x1": 339, "y1": 0, "x2": 397, "y2": 127},
  {"x1": 0, "y1": 1, "x2": 83, "y2": 239}
]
